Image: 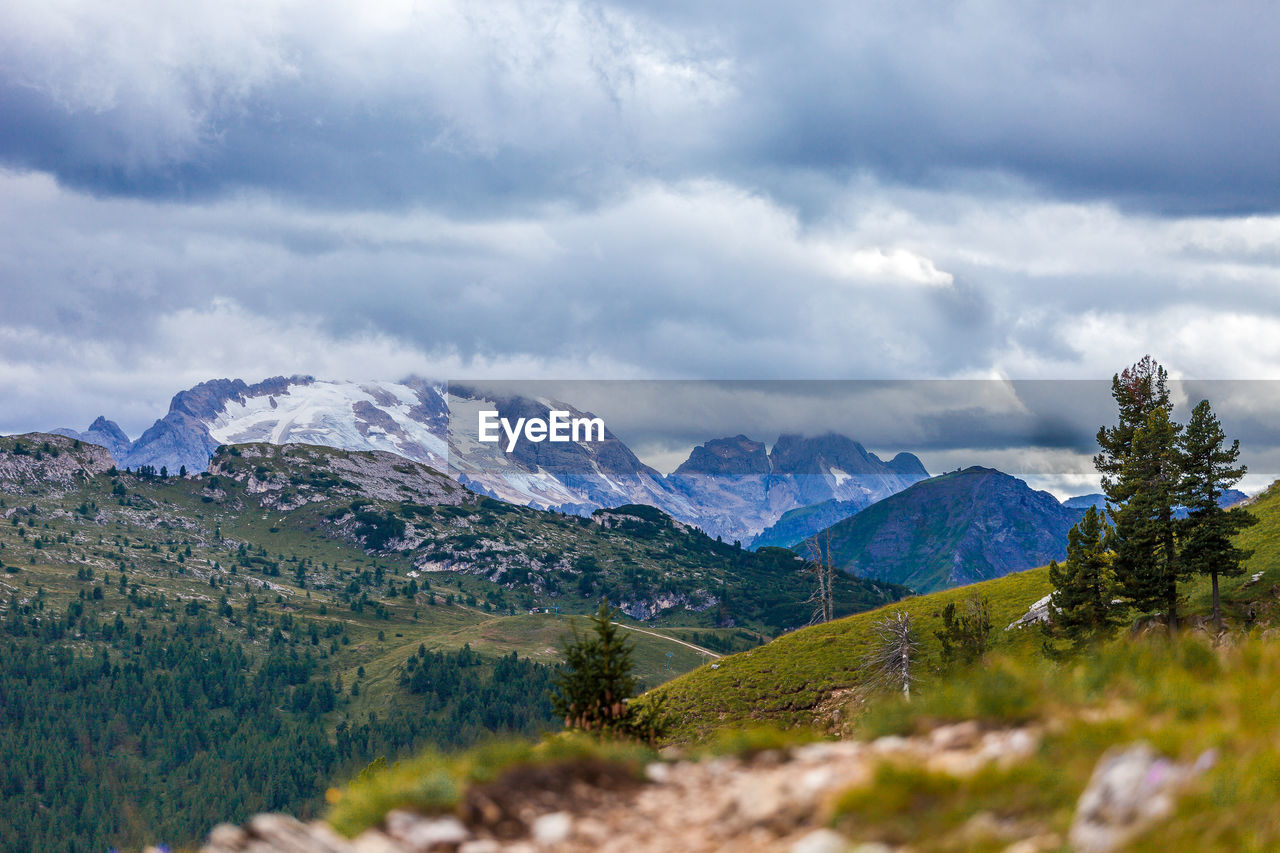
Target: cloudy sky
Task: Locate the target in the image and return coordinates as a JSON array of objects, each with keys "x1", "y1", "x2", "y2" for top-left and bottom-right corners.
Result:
[{"x1": 3, "y1": 0, "x2": 1280, "y2": 441}]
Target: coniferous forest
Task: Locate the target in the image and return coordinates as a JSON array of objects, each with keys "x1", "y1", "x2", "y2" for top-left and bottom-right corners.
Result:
[{"x1": 0, "y1": 601, "x2": 556, "y2": 851}]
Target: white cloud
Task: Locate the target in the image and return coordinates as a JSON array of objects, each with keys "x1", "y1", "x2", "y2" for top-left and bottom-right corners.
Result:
[{"x1": 3, "y1": 164, "x2": 1280, "y2": 438}]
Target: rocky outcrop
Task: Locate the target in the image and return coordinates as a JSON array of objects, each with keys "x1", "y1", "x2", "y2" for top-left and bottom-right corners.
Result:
[
  {"x1": 1006, "y1": 593, "x2": 1056, "y2": 630},
  {"x1": 197, "y1": 724, "x2": 1042, "y2": 853},
  {"x1": 0, "y1": 433, "x2": 115, "y2": 492},
  {"x1": 617, "y1": 591, "x2": 717, "y2": 622}
]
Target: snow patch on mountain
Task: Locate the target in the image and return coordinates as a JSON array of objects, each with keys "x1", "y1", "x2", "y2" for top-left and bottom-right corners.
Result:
[{"x1": 207, "y1": 379, "x2": 448, "y2": 467}]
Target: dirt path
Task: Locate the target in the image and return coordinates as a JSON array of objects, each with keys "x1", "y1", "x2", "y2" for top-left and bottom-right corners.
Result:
[
  {"x1": 610, "y1": 621, "x2": 722, "y2": 659},
  {"x1": 197, "y1": 724, "x2": 1050, "y2": 853}
]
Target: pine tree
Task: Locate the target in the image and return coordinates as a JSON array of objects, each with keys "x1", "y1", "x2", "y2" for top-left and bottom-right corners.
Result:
[
  {"x1": 1121, "y1": 407, "x2": 1185, "y2": 625},
  {"x1": 551, "y1": 601, "x2": 640, "y2": 736},
  {"x1": 1043, "y1": 506, "x2": 1123, "y2": 654},
  {"x1": 1178, "y1": 399, "x2": 1256, "y2": 629},
  {"x1": 1095, "y1": 357, "x2": 1184, "y2": 630},
  {"x1": 935, "y1": 592, "x2": 992, "y2": 668}
]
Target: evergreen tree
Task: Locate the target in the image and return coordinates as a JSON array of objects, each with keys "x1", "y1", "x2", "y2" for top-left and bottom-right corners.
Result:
[
  {"x1": 1178, "y1": 399, "x2": 1257, "y2": 629},
  {"x1": 551, "y1": 601, "x2": 664, "y2": 742},
  {"x1": 1121, "y1": 407, "x2": 1185, "y2": 625},
  {"x1": 1043, "y1": 506, "x2": 1123, "y2": 654},
  {"x1": 934, "y1": 592, "x2": 992, "y2": 668},
  {"x1": 1095, "y1": 357, "x2": 1184, "y2": 629},
  {"x1": 552, "y1": 601, "x2": 638, "y2": 733}
]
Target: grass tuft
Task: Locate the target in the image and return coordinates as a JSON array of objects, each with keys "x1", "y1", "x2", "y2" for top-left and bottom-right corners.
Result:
[{"x1": 326, "y1": 732, "x2": 655, "y2": 837}]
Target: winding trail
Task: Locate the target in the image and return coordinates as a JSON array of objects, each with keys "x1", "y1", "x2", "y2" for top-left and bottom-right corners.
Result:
[{"x1": 610, "y1": 621, "x2": 722, "y2": 658}]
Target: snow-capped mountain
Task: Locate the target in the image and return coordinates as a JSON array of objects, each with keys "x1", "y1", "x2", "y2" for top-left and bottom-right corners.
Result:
[
  {"x1": 51, "y1": 375, "x2": 927, "y2": 542},
  {"x1": 445, "y1": 386, "x2": 689, "y2": 515},
  {"x1": 205, "y1": 377, "x2": 449, "y2": 467}
]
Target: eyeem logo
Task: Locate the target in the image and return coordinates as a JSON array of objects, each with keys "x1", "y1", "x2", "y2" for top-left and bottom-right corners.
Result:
[{"x1": 478, "y1": 410, "x2": 606, "y2": 452}]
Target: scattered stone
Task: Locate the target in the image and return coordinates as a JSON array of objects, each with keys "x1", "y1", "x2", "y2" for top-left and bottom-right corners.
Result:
[
  {"x1": 457, "y1": 841, "x2": 501, "y2": 853},
  {"x1": 206, "y1": 824, "x2": 248, "y2": 848},
  {"x1": 929, "y1": 720, "x2": 981, "y2": 751},
  {"x1": 353, "y1": 830, "x2": 406, "y2": 853},
  {"x1": 457, "y1": 841, "x2": 502, "y2": 853},
  {"x1": 530, "y1": 811, "x2": 573, "y2": 846},
  {"x1": 645, "y1": 762, "x2": 671, "y2": 783},
  {"x1": 1069, "y1": 742, "x2": 1210, "y2": 853},
  {"x1": 1003, "y1": 834, "x2": 1061, "y2": 853},
  {"x1": 197, "y1": 724, "x2": 1050, "y2": 853},
  {"x1": 383, "y1": 811, "x2": 470, "y2": 851},
  {"x1": 789, "y1": 828, "x2": 850, "y2": 853},
  {"x1": 870, "y1": 735, "x2": 910, "y2": 754}
]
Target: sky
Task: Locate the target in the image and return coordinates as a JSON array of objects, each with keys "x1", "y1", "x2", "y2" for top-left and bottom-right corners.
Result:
[
  {"x1": 3, "y1": 0, "x2": 1280, "y2": 452},
  {"x1": 455, "y1": 379, "x2": 1280, "y2": 496}
]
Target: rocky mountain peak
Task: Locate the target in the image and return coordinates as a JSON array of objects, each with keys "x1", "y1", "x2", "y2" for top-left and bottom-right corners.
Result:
[
  {"x1": 170, "y1": 375, "x2": 314, "y2": 421},
  {"x1": 887, "y1": 451, "x2": 928, "y2": 478},
  {"x1": 87, "y1": 416, "x2": 128, "y2": 442},
  {"x1": 768, "y1": 433, "x2": 873, "y2": 476},
  {"x1": 672, "y1": 435, "x2": 770, "y2": 477}
]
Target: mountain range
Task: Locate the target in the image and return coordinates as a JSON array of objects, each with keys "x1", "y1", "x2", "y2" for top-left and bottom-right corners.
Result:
[
  {"x1": 51, "y1": 376, "x2": 929, "y2": 544},
  {"x1": 1062, "y1": 490, "x2": 1250, "y2": 517}
]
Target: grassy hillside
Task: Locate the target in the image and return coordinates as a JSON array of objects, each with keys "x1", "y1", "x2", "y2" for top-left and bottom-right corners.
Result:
[
  {"x1": 647, "y1": 567, "x2": 1055, "y2": 742},
  {"x1": 646, "y1": 480, "x2": 1280, "y2": 745}
]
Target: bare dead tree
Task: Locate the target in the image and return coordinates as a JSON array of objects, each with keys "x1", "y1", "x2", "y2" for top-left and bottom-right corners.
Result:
[
  {"x1": 804, "y1": 530, "x2": 835, "y2": 624},
  {"x1": 864, "y1": 610, "x2": 918, "y2": 700}
]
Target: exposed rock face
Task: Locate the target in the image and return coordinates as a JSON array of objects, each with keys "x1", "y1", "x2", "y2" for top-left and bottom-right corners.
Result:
[
  {"x1": 208, "y1": 443, "x2": 462, "y2": 508},
  {"x1": 1006, "y1": 594, "x2": 1056, "y2": 630},
  {"x1": 810, "y1": 467, "x2": 1083, "y2": 593},
  {"x1": 123, "y1": 409, "x2": 222, "y2": 475},
  {"x1": 617, "y1": 590, "x2": 717, "y2": 622},
  {"x1": 0, "y1": 433, "x2": 115, "y2": 492},
  {"x1": 674, "y1": 435, "x2": 771, "y2": 478}
]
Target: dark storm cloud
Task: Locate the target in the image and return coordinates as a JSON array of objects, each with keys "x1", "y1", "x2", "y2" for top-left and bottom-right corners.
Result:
[
  {"x1": 3, "y1": 0, "x2": 1279, "y2": 214},
  {"x1": 456, "y1": 379, "x2": 1280, "y2": 491},
  {"x1": 2, "y1": 0, "x2": 1280, "y2": 461}
]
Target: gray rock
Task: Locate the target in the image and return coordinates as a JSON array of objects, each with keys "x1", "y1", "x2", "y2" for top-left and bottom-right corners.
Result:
[
  {"x1": 1069, "y1": 742, "x2": 1211, "y2": 853},
  {"x1": 384, "y1": 810, "x2": 471, "y2": 850},
  {"x1": 790, "y1": 828, "x2": 850, "y2": 853},
  {"x1": 1006, "y1": 594, "x2": 1055, "y2": 631},
  {"x1": 530, "y1": 811, "x2": 573, "y2": 846}
]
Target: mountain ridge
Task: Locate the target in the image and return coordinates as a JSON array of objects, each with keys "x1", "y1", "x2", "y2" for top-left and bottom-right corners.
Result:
[
  {"x1": 801, "y1": 466, "x2": 1083, "y2": 592},
  {"x1": 46, "y1": 375, "x2": 928, "y2": 544}
]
